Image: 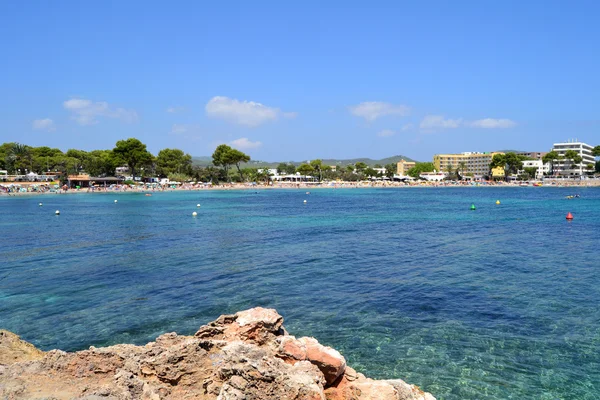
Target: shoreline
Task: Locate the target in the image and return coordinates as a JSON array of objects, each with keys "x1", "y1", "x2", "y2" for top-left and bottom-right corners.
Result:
[{"x1": 2, "y1": 179, "x2": 600, "y2": 197}]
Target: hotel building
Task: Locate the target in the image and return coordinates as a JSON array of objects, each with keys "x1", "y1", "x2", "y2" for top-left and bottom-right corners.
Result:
[
  {"x1": 396, "y1": 159, "x2": 416, "y2": 176},
  {"x1": 551, "y1": 140, "x2": 595, "y2": 176},
  {"x1": 433, "y1": 152, "x2": 504, "y2": 178}
]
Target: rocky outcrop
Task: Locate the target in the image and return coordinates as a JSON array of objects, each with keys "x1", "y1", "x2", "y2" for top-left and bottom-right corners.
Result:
[{"x1": 0, "y1": 307, "x2": 435, "y2": 400}]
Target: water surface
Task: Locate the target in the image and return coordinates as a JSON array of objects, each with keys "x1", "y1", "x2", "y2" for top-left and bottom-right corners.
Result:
[{"x1": 1, "y1": 188, "x2": 599, "y2": 399}]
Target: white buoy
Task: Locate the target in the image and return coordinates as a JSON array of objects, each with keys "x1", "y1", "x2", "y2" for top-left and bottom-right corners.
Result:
[
  {"x1": 114, "y1": 199, "x2": 118, "y2": 203},
  {"x1": 55, "y1": 210, "x2": 60, "y2": 215},
  {"x1": 196, "y1": 204, "x2": 201, "y2": 207},
  {"x1": 39, "y1": 202, "x2": 43, "y2": 206},
  {"x1": 192, "y1": 211, "x2": 198, "y2": 216},
  {"x1": 303, "y1": 200, "x2": 307, "y2": 203}
]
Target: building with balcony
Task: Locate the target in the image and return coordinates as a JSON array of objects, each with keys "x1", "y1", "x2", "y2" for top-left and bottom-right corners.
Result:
[
  {"x1": 551, "y1": 140, "x2": 595, "y2": 176},
  {"x1": 433, "y1": 152, "x2": 504, "y2": 178},
  {"x1": 396, "y1": 159, "x2": 416, "y2": 176},
  {"x1": 519, "y1": 160, "x2": 549, "y2": 180}
]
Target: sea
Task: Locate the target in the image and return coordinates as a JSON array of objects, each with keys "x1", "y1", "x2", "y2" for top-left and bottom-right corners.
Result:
[{"x1": 1, "y1": 187, "x2": 599, "y2": 399}]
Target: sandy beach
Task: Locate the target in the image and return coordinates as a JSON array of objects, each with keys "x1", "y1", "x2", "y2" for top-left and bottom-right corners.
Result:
[{"x1": 2, "y1": 178, "x2": 600, "y2": 196}]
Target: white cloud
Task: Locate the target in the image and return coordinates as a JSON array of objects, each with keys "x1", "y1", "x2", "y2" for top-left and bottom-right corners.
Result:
[
  {"x1": 63, "y1": 98, "x2": 138, "y2": 126},
  {"x1": 229, "y1": 137, "x2": 262, "y2": 150},
  {"x1": 166, "y1": 106, "x2": 186, "y2": 113},
  {"x1": 169, "y1": 124, "x2": 188, "y2": 135},
  {"x1": 420, "y1": 115, "x2": 462, "y2": 130},
  {"x1": 168, "y1": 124, "x2": 202, "y2": 141},
  {"x1": 282, "y1": 111, "x2": 298, "y2": 119},
  {"x1": 32, "y1": 118, "x2": 55, "y2": 131},
  {"x1": 377, "y1": 129, "x2": 396, "y2": 137},
  {"x1": 349, "y1": 101, "x2": 410, "y2": 121},
  {"x1": 401, "y1": 123, "x2": 413, "y2": 131},
  {"x1": 206, "y1": 96, "x2": 294, "y2": 127},
  {"x1": 469, "y1": 118, "x2": 517, "y2": 128}
]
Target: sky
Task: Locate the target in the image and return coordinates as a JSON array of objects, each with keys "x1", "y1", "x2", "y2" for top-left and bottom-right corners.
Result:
[{"x1": 1, "y1": 0, "x2": 599, "y2": 162}]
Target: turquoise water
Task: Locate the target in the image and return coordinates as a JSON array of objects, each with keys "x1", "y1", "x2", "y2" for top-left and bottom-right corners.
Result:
[{"x1": 1, "y1": 188, "x2": 599, "y2": 399}]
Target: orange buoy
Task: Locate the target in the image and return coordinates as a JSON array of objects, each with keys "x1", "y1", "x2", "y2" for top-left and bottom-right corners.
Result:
[{"x1": 566, "y1": 212, "x2": 573, "y2": 220}]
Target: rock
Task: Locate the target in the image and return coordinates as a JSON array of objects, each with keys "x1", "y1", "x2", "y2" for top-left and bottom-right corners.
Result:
[
  {"x1": 0, "y1": 307, "x2": 435, "y2": 400},
  {"x1": 277, "y1": 335, "x2": 307, "y2": 363},
  {"x1": 299, "y1": 337, "x2": 346, "y2": 385},
  {"x1": 0, "y1": 330, "x2": 44, "y2": 365}
]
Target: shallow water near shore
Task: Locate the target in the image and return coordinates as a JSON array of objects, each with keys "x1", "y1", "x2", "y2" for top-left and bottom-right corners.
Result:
[{"x1": 1, "y1": 187, "x2": 599, "y2": 399}]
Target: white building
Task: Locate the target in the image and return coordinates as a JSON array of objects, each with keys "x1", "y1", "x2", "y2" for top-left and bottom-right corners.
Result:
[
  {"x1": 519, "y1": 160, "x2": 549, "y2": 180},
  {"x1": 420, "y1": 172, "x2": 447, "y2": 181},
  {"x1": 551, "y1": 140, "x2": 595, "y2": 177}
]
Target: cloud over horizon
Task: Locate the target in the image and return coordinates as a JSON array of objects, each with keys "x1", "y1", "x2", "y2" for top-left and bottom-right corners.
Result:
[
  {"x1": 469, "y1": 118, "x2": 517, "y2": 128},
  {"x1": 349, "y1": 101, "x2": 410, "y2": 121},
  {"x1": 420, "y1": 115, "x2": 517, "y2": 131},
  {"x1": 63, "y1": 98, "x2": 138, "y2": 126},
  {"x1": 32, "y1": 118, "x2": 55, "y2": 131},
  {"x1": 206, "y1": 96, "x2": 295, "y2": 127},
  {"x1": 166, "y1": 106, "x2": 186, "y2": 114},
  {"x1": 420, "y1": 115, "x2": 463, "y2": 130},
  {"x1": 229, "y1": 137, "x2": 262, "y2": 150}
]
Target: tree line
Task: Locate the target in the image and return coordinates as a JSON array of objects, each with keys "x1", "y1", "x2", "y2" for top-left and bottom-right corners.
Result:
[
  {"x1": 0, "y1": 139, "x2": 412, "y2": 183},
  {"x1": 3, "y1": 139, "x2": 598, "y2": 184}
]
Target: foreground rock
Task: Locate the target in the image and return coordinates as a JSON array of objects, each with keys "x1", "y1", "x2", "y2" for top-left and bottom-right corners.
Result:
[{"x1": 0, "y1": 307, "x2": 435, "y2": 400}]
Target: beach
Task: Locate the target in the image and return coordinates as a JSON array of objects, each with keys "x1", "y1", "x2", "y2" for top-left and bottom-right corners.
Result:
[{"x1": 3, "y1": 177, "x2": 600, "y2": 196}]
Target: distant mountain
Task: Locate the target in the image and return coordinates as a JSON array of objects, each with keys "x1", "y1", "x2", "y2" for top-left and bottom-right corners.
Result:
[
  {"x1": 191, "y1": 154, "x2": 418, "y2": 168},
  {"x1": 494, "y1": 150, "x2": 528, "y2": 153}
]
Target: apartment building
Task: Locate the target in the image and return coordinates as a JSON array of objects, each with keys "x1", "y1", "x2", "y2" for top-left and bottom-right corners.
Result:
[
  {"x1": 433, "y1": 152, "x2": 503, "y2": 177},
  {"x1": 551, "y1": 140, "x2": 595, "y2": 176},
  {"x1": 396, "y1": 159, "x2": 416, "y2": 176},
  {"x1": 520, "y1": 160, "x2": 549, "y2": 180},
  {"x1": 517, "y1": 151, "x2": 547, "y2": 160}
]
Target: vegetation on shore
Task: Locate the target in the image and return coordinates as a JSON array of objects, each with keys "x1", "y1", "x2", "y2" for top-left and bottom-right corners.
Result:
[
  {"x1": 2, "y1": 141, "x2": 599, "y2": 184},
  {"x1": 0, "y1": 140, "x2": 407, "y2": 183}
]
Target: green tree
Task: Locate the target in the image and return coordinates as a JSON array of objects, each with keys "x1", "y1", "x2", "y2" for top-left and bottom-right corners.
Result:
[
  {"x1": 490, "y1": 153, "x2": 523, "y2": 181},
  {"x1": 156, "y1": 148, "x2": 192, "y2": 177},
  {"x1": 211, "y1": 144, "x2": 251, "y2": 181},
  {"x1": 354, "y1": 162, "x2": 368, "y2": 173},
  {"x1": 212, "y1": 144, "x2": 233, "y2": 177},
  {"x1": 596, "y1": 161, "x2": 600, "y2": 173},
  {"x1": 586, "y1": 163, "x2": 595, "y2": 174},
  {"x1": 592, "y1": 146, "x2": 600, "y2": 157},
  {"x1": 167, "y1": 172, "x2": 192, "y2": 183},
  {"x1": 563, "y1": 149, "x2": 583, "y2": 173},
  {"x1": 364, "y1": 167, "x2": 377, "y2": 178},
  {"x1": 296, "y1": 163, "x2": 315, "y2": 177},
  {"x1": 458, "y1": 161, "x2": 467, "y2": 178},
  {"x1": 112, "y1": 138, "x2": 154, "y2": 180},
  {"x1": 407, "y1": 162, "x2": 435, "y2": 178},
  {"x1": 85, "y1": 150, "x2": 118, "y2": 177},
  {"x1": 6, "y1": 143, "x2": 32, "y2": 174},
  {"x1": 229, "y1": 149, "x2": 251, "y2": 181},
  {"x1": 542, "y1": 151, "x2": 560, "y2": 176},
  {"x1": 522, "y1": 167, "x2": 538, "y2": 180},
  {"x1": 310, "y1": 159, "x2": 323, "y2": 181},
  {"x1": 384, "y1": 163, "x2": 396, "y2": 179},
  {"x1": 256, "y1": 168, "x2": 272, "y2": 183},
  {"x1": 284, "y1": 164, "x2": 297, "y2": 174},
  {"x1": 276, "y1": 163, "x2": 288, "y2": 174}
]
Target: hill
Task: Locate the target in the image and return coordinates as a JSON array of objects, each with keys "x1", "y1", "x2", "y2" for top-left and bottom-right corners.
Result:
[{"x1": 192, "y1": 154, "x2": 418, "y2": 168}]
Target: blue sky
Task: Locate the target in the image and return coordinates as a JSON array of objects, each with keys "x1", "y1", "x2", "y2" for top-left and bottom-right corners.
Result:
[{"x1": 1, "y1": 1, "x2": 599, "y2": 162}]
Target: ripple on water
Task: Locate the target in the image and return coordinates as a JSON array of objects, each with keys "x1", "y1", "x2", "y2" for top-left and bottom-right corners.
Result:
[{"x1": 1, "y1": 187, "x2": 600, "y2": 399}]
